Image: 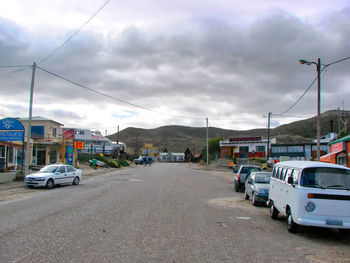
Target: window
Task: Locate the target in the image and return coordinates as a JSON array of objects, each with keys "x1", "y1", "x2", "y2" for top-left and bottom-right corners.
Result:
[
  {"x1": 52, "y1": 128, "x2": 57, "y2": 137},
  {"x1": 287, "y1": 146, "x2": 303, "y2": 153},
  {"x1": 272, "y1": 167, "x2": 277, "y2": 178},
  {"x1": 285, "y1": 169, "x2": 293, "y2": 182},
  {"x1": 31, "y1": 126, "x2": 44, "y2": 139},
  {"x1": 256, "y1": 146, "x2": 265, "y2": 152},
  {"x1": 292, "y1": 169, "x2": 300, "y2": 185},
  {"x1": 300, "y1": 167, "x2": 350, "y2": 189},
  {"x1": 57, "y1": 166, "x2": 66, "y2": 173},
  {"x1": 272, "y1": 146, "x2": 287, "y2": 153},
  {"x1": 66, "y1": 165, "x2": 75, "y2": 172}
]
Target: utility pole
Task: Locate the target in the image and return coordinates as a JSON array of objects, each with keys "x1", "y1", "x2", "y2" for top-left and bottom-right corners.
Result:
[
  {"x1": 316, "y1": 58, "x2": 321, "y2": 161},
  {"x1": 299, "y1": 58, "x2": 321, "y2": 161},
  {"x1": 206, "y1": 117, "x2": 209, "y2": 166},
  {"x1": 266, "y1": 112, "x2": 271, "y2": 163},
  {"x1": 25, "y1": 62, "x2": 36, "y2": 176},
  {"x1": 338, "y1": 107, "x2": 341, "y2": 136},
  {"x1": 117, "y1": 125, "x2": 119, "y2": 144}
]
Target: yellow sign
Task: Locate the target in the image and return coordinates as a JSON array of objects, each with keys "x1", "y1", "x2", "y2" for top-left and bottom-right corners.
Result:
[{"x1": 74, "y1": 141, "x2": 84, "y2": 149}]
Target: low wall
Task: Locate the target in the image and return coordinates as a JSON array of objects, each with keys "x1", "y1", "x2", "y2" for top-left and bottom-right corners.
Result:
[{"x1": 0, "y1": 172, "x2": 17, "y2": 184}]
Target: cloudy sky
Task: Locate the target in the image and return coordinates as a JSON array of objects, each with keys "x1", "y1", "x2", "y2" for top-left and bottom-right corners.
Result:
[{"x1": 0, "y1": 0, "x2": 349, "y2": 134}]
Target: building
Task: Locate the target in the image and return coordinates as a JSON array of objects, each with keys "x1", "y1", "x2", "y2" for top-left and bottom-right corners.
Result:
[
  {"x1": 140, "y1": 143, "x2": 159, "y2": 159},
  {"x1": 159, "y1": 152, "x2": 185, "y2": 162},
  {"x1": 220, "y1": 137, "x2": 276, "y2": 159},
  {"x1": 20, "y1": 116, "x2": 64, "y2": 166},
  {"x1": 320, "y1": 134, "x2": 350, "y2": 167},
  {"x1": 271, "y1": 142, "x2": 328, "y2": 163}
]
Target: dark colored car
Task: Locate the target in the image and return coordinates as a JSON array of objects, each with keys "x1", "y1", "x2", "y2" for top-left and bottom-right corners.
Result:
[{"x1": 234, "y1": 165, "x2": 261, "y2": 192}]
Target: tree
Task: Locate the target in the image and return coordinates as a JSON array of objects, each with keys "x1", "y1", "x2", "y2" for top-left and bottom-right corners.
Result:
[{"x1": 201, "y1": 137, "x2": 223, "y2": 162}]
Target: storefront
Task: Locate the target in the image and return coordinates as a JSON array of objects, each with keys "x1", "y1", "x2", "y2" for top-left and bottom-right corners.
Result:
[{"x1": 320, "y1": 135, "x2": 350, "y2": 168}]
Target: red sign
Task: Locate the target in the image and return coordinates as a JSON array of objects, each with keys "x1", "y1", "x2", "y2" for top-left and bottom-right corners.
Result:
[
  {"x1": 330, "y1": 142, "x2": 345, "y2": 153},
  {"x1": 74, "y1": 141, "x2": 84, "y2": 149},
  {"x1": 63, "y1": 129, "x2": 75, "y2": 140},
  {"x1": 229, "y1": 137, "x2": 262, "y2": 142}
]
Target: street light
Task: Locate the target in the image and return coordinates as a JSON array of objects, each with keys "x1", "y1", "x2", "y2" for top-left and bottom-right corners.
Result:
[{"x1": 299, "y1": 58, "x2": 321, "y2": 161}]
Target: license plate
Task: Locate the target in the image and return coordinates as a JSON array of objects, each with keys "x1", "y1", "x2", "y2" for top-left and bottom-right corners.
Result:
[{"x1": 326, "y1": 220, "x2": 343, "y2": 226}]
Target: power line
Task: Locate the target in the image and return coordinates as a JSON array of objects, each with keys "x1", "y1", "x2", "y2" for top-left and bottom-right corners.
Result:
[
  {"x1": 324, "y1": 56, "x2": 350, "y2": 68},
  {"x1": 37, "y1": 66, "x2": 203, "y2": 120},
  {"x1": 38, "y1": 0, "x2": 112, "y2": 65},
  {"x1": 275, "y1": 76, "x2": 317, "y2": 116},
  {"x1": 0, "y1": 65, "x2": 31, "y2": 68}
]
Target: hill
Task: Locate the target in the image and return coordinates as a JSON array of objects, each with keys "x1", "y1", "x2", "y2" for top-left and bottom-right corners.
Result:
[{"x1": 107, "y1": 110, "x2": 350, "y2": 154}]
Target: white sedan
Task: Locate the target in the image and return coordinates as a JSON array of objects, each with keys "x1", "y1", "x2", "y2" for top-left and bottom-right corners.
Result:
[{"x1": 25, "y1": 164, "x2": 82, "y2": 189}]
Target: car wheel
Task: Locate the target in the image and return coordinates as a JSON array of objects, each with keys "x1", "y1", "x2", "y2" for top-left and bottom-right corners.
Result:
[
  {"x1": 244, "y1": 190, "x2": 249, "y2": 200},
  {"x1": 234, "y1": 182, "x2": 239, "y2": 192},
  {"x1": 72, "y1": 176, "x2": 80, "y2": 185},
  {"x1": 287, "y1": 210, "x2": 298, "y2": 233},
  {"x1": 252, "y1": 193, "x2": 257, "y2": 206},
  {"x1": 269, "y1": 202, "x2": 279, "y2": 219},
  {"x1": 46, "y1": 179, "x2": 54, "y2": 189}
]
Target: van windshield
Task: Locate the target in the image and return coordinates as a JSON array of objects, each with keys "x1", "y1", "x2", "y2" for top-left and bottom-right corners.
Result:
[{"x1": 300, "y1": 167, "x2": 350, "y2": 190}]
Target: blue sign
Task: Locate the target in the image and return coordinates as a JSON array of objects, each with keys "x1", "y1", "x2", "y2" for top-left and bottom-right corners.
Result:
[{"x1": 0, "y1": 118, "x2": 25, "y2": 141}]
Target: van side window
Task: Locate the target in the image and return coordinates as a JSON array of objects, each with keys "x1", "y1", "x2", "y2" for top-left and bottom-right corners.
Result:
[
  {"x1": 292, "y1": 169, "x2": 300, "y2": 185},
  {"x1": 279, "y1": 168, "x2": 285, "y2": 180},
  {"x1": 276, "y1": 167, "x2": 281, "y2": 180},
  {"x1": 272, "y1": 167, "x2": 277, "y2": 178},
  {"x1": 285, "y1": 169, "x2": 293, "y2": 182}
]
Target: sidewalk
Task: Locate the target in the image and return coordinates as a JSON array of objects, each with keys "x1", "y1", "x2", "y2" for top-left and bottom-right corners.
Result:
[{"x1": 0, "y1": 164, "x2": 115, "y2": 191}]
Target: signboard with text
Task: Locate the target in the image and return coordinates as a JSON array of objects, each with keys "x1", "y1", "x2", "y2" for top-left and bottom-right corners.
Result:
[
  {"x1": 0, "y1": 118, "x2": 25, "y2": 141},
  {"x1": 74, "y1": 141, "x2": 84, "y2": 149},
  {"x1": 330, "y1": 142, "x2": 345, "y2": 153}
]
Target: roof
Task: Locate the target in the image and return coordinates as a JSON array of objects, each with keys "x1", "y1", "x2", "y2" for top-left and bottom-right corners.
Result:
[
  {"x1": 329, "y1": 134, "x2": 350, "y2": 145},
  {"x1": 274, "y1": 160, "x2": 350, "y2": 170},
  {"x1": 19, "y1": 116, "x2": 64, "y2": 126}
]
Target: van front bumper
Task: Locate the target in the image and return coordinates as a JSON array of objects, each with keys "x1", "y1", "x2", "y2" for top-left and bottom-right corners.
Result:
[{"x1": 297, "y1": 218, "x2": 350, "y2": 229}]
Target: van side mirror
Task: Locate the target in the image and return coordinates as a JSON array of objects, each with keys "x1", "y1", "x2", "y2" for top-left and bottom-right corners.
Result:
[{"x1": 287, "y1": 176, "x2": 294, "y2": 185}]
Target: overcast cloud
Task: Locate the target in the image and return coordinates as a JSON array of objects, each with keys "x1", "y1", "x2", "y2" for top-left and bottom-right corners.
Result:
[{"x1": 0, "y1": 0, "x2": 349, "y2": 134}]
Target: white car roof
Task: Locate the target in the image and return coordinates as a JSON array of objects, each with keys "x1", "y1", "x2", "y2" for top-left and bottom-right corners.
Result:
[{"x1": 274, "y1": 160, "x2": 350, "y2": 170}]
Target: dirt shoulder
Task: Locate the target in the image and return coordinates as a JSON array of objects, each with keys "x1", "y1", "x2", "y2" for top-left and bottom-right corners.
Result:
[{"x1": 0, "y1": 164, "x2": 131, "y2": 202}]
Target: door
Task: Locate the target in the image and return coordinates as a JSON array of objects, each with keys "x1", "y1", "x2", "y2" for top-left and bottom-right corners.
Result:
[
  {"x1": 54, "y1": 166, "x2": 67, "y2": 184},
  {"x1": 65, "y1": 165, "x2": 76, "y2": 183},
  {"x1": 239, "y1": 146, "x2": 249, "y2": 158}
]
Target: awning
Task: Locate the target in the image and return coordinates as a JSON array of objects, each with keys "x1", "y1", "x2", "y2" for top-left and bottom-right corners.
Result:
[{"x1": 320, "y1": 150, "x2": 344, "y2": 162}]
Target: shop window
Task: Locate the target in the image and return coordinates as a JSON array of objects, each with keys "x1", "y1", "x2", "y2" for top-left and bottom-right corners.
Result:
[{"x1": 256, "y1": 146, "x2": 265, "y2": 152}]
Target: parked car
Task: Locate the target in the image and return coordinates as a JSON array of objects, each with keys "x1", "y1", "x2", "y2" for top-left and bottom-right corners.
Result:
[
  {"x1": 268, "y1": 161, "x2": 350, "y2": 233},
  {"x1": 133, "y1": 156, "x2": 146, "y2": 165},
  {"x1": 234, "y1": 165, "x2": 261, "y2": 192},
  {"x1": 244, "y1": 171, "x2": 272, "y2": 205},
  {"x1": 25, "y1": 164, "x2": 82, "y2": 189}
]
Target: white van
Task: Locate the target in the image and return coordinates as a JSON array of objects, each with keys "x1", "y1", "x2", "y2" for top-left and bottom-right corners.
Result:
[{"x1": 268, "y1": 161, "x2": 350, "y2": 233}]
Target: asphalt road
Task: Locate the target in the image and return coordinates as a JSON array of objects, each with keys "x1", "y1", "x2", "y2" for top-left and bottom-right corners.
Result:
[{"x1": 0, "y1": 163, "x2": 349, "y2": 263}]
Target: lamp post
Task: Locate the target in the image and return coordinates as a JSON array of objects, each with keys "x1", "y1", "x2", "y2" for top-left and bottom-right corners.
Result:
[{"x1": 299, "y1": 58, "x2": 321, "y2": 161}]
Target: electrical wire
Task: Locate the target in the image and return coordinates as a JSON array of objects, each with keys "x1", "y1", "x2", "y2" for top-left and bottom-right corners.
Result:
[
  {"x1": 324, "y1": 56, "x2": 350, "y2": 68},
  {"x1": 38, "y1": 0, "x2": 112, "y2": 65},
  {"x1": 276, "y1": 56, "x2": 350, "y2": 116},
  {"x1": 275, "y1": 76, "x2": 317, "y2": 116},
  {"x1": 36, "y1": 66, "x2": 203, "y2": 120},
  {"x1": 0, "y1": 65, "x2": 31, "y2": 68}
]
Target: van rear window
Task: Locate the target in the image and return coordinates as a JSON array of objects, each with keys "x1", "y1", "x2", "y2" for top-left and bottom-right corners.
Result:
[{"x1": 300, "y1": 167, "x2": 350, "y2": 189}]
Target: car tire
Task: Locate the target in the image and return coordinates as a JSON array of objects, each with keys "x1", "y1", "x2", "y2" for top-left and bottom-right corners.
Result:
[
  {"x1": 46, "y1": 179, "x2": 54, "y2": 189},
  {"x1": 287, "y1": 211, "x2": 298, "y2": 233},
  {"x1": 252, "y1": 193, "x2": 257, "y2": 206},
  {"x1": 244, "y1": 190, "x2": 249, "y2": 200},
  {"x1": 234, "y1": 182, "x2": 239, "y2": 192},
  {"x1": 269, "y1": 202, "x2": 279, "y2": 219},
  {"x1": 72, "y1": 176, "x2": 80, "y2": 185}
]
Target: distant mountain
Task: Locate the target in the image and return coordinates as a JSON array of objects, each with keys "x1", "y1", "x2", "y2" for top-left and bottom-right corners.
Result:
[{"x1": 107, "y1": 110, "x2": 350, "y2": 153}]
